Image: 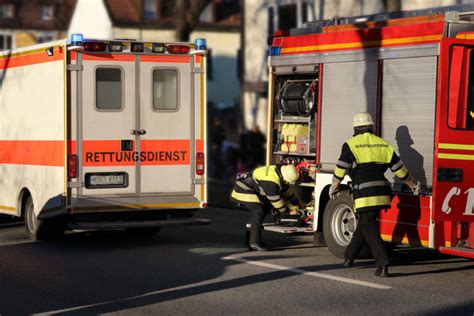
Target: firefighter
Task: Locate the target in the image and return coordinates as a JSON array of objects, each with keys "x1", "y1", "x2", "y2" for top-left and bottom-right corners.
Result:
[
  {"x1": 329, "y1": 112, "x2": 421, "y2": 277},
  {"x1": 231, "y1": 164, "x2": 300, "y2": 251}
]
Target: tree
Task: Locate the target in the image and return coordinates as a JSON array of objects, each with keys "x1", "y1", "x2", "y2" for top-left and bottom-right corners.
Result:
[{"x1": 175, "y1": 0, "x2": 212, "y2": 42}]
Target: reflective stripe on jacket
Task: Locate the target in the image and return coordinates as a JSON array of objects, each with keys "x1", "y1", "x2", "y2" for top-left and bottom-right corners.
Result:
[
  {"x1": 230, "y1": 165, "x2": 297, "y2": 213},
  {"x1": 333, "y1": 132, "x2": 409, "y2": 213}
]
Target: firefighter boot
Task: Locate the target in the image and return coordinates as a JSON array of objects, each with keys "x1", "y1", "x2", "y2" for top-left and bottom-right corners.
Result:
[
  {"x1": 343, "y1": 259, "x2": 354, "y2": 268},
  {"x1": 374, "y1": 265, "x2": 389, "y2": 277},
  {"x1": 244, "y1": 224, "x2": 250, "y2": 247},
  {"x1": 249, "y1": 243, "x2": 270, "y2": 251}
]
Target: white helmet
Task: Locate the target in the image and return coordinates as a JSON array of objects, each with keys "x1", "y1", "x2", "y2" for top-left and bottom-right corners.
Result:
[
  {"x1": 280, "y1": 165, "x2": 299, "y2": 185},
  {"x1": 353, "y1": 112, "x2": 374, "y2": 127}
]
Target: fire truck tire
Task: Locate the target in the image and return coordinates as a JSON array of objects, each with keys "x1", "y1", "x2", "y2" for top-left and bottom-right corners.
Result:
[
  {"x1": 24, "y1": 196, "x2": 66, "y2": 241},
  {"x1": 323, "y1": 191, "x2": 369, "y2": 259}
]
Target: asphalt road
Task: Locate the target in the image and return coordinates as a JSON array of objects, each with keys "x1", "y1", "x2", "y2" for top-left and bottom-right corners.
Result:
[{"x1": 0, "y1": 207, "x2": 473, "y2": 315}]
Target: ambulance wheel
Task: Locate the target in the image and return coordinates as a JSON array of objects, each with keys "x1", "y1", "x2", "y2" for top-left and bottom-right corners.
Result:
[{"x1": 24, "y1": 196, "x2": 65, "y2": 241}]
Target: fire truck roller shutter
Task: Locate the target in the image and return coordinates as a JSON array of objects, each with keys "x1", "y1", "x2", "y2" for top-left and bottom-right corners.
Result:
[
  {"x1": 381, "y1": 56, "x2": 437, "y2": 187},
  {"x1": 320, "y1": 61, "x2": 378, "y2": 168}
]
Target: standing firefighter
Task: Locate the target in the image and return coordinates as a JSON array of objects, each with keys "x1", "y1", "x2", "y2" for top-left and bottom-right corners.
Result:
[
  {"x1": 329, "y1": 113, "x2": 421, "y2": 277},
  {"x1": 231, "y1": 164, "x2": 300, "y2": 251}
]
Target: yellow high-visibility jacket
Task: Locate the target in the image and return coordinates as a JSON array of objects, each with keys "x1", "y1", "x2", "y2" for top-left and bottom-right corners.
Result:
[
  {"x1": 333, "y1": 132, "x2": 409, "y2": 213},
  {"x1": 231, "y1": 165, "x2": 298, "y2": 213}
]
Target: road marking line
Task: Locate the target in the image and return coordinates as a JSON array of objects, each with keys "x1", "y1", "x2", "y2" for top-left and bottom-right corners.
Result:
[
  {"x1": 222, "y1": 255, "x2": 392, "y2": 290},
  {"x1": 32, "y1": 279, "x2": 215, "y2": 315}
]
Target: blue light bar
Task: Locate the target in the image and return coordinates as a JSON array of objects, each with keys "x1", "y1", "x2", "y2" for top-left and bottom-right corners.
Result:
[
  {"x1": 195, "y1": 38, "x2": 207, "y2": 50},
  {"x1": 269, "y1": 46, "x2": 281, "y2": 56},
  {"x1": 70, "y1": 33, "x2": 83, "y2": 46}
]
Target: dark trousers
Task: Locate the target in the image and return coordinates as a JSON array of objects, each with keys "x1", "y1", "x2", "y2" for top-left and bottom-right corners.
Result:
[
  {"x1": 243, "y1": 202, "x2": 270, "y2": 244},
  {"x1": 344, "y1": 210, "x2": 389, "y2": 267}
]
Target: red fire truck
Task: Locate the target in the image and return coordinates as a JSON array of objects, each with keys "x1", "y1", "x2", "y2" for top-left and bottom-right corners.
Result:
[{"x1": 266, "y1": 4, "x2": 474, "y2": 259}]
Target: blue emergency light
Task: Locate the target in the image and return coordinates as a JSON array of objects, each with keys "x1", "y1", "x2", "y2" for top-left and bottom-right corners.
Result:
[
  {"x1": 70, "y1": 33, "x2": 84, "y2": 46},
  {"x1": 268, "y1": 46, "x2": 281, "y2": 56},
  {"x1": 195, "y1": 38, "x2": 206, "y2": 50}
]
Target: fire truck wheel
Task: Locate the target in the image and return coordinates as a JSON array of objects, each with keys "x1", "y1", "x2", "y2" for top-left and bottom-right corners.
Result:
[
  {"x1": 24, "y1": 196, "x2": 65, "y2": 241},
  {"x1": 322, "y1": 191, "x2": 359, "y2": 258}
]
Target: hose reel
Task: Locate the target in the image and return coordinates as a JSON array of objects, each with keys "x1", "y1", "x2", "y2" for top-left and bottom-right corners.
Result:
[{"x1": 276, "y1": 79, "x2": 317, "y2": 117}]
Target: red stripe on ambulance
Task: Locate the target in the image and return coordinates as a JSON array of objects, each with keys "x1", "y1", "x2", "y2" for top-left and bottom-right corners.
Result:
[{"x1": 0, "y1": 140, "x2": 64, "y2": 166}]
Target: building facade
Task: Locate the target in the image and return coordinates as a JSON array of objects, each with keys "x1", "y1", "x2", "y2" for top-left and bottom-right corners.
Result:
[{"x1": 102, "y1": 0, "x2": 241, "y2": 110}]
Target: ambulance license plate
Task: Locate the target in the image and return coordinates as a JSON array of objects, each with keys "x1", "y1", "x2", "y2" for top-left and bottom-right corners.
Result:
[{"x1": 85, "y1": 172, "x2": 128, "y2": 189}]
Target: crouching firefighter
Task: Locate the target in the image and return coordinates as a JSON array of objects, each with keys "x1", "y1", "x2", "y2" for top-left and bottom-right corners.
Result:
[
  {"x1": 231, "y1": 164, "x2": 301, "y2": 251},
  {"x1": 330, "y1": 112, "x2": 422, "y2": 277}
]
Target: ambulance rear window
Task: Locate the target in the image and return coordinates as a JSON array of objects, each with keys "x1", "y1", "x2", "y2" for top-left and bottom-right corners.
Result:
[
  {"x1": 152, "y1": 69, "x2": 178, "y2": 111},
  {"x1": 96, "y1": 67, "x2": 123, "y2": 111}
]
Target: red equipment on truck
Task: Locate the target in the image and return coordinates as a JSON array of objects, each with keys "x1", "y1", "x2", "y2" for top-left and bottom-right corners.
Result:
[{"x1": 266, "y1": 4, "x2": 474, "y2": 259}]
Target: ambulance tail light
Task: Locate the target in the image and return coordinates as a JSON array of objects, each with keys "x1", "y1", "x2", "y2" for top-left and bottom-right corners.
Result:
[
  {"x1": 152, "y1": 43, "x2": 165, "y2": 53},
  {"x1": 167, "y1": 45, "x2": 190, "y2": 54},
  {"x1": 131, "y1": 42, "x2": 144, "y2": 52},
  {"x1": 68, "y1": 154, "x2": 77, "y2": 178},
  {"x1": 196, "y1": 152, "x2": 205, "y2": 175},
  {"x1": 110, "y1": 42, "x2": 122, "y2": 52},
  {"x1": 83, "y1": 42, "x2": 106, "y2": 52}
]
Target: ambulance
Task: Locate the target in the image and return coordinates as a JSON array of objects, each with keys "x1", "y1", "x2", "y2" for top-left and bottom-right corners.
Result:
[
  {"x1": 266, "y1": 4, "x2": 474, "y2": 259},
  {"x1": 0, "y1": 35, "x2": 209, "y2": 240}
]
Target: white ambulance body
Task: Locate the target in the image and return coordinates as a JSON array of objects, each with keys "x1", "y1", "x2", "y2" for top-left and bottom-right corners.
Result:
[{"x1": 0, "y1": 35, "x2": 208, "y2": 239}]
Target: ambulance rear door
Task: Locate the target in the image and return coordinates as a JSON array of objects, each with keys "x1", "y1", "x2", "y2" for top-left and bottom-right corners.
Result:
[
  {"x1": 138, "y1": 54, "x2": 195, "y2": 195},
  {"x1": 78, "y1": 52, "x2": 138, "y2": 197}
]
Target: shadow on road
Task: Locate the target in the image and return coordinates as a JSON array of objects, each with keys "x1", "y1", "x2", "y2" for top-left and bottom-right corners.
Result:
[{"x1": 0, "y1": 209, "x2": 311, "y2": 315}]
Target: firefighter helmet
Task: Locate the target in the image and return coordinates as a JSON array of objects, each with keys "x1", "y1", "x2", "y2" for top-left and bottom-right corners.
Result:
[
  {"x1": 280, "y1": 165, "x2": 299, "y2": 185},
  {"x1": 353, "y1": 112, "x2": 374, "y2": 127}
]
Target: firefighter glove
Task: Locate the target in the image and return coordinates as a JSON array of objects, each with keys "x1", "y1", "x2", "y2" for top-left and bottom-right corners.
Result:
[{"x1": 412, "y1": 181, "x2": 422, "y2": 196}]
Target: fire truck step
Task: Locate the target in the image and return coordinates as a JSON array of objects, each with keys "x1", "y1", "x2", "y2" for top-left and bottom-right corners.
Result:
[
  {"x1": 263, "y1": 223, "x2": 313, "y2": 234},
  {"x1": 67, "y1": 218, "x2": 210, "y2": 230},
  {"x1": 438, "y1": 246, "x2": 474, "y2": 259}
]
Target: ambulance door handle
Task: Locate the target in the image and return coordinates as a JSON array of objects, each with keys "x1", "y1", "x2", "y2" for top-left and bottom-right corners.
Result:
[{"x1": 130, "y1": 129, "x2": 146, "y2": 135}]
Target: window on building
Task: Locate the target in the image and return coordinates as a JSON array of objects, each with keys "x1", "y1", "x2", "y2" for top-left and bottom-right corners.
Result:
[
  {"x1": 0, "y1": 4, "x2": 14, "y2": 18},
  {"x1": 268, "y1": 7, "x2": 275, "y2": 39},
  {"x1": 0, "y1": 34, "x2": 13, "y2": 51},
  {"x1": 160, "y1": 0, "x2": 174, "y2": 17},
  {"x1": 37, "y1": 33, "x2": 55, "y2": 44},
  {"x1": 278, "y1": 4, "x2": 297, "y2": 31},
  {"x1": 96, "y1": 68, "x2": 123, "y2": 111},
  {"x1": 215, "y1": 0, "x2": 240, "y2": 22},
  {"x1": 144, "y1": 0, "x2": 157, "y2": 20},
  {"x1": 237, "y1": 49, "x2": 242, "y2": 82},
  {"x1": 41, "y1": 4, "x2": 54, "y2": 20},
  {"x1": 152, "y1": 69, "x2": 178, "y2": 110},
  {"x1": 302, "y1": 3, "x2": 308, "y2": 24}
]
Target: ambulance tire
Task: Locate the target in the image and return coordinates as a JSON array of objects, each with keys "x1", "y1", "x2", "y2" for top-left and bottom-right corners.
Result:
[
  {"x1": 24, "y1": 196, "x2": 66, "y2": 241},
  {"x1": 323, "y1": 191, "x2": 371, "y2": 259}
]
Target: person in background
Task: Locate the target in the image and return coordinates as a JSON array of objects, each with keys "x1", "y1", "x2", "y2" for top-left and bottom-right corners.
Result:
[{"x1": 329, "y1": 112, "x2": 421, "y2": 277}]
